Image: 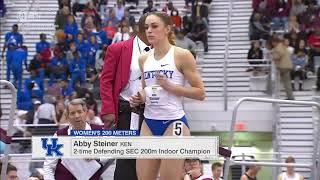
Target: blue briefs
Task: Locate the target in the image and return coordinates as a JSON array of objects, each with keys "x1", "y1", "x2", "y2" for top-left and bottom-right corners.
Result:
[{"x1": 144, "y1": 116, "x2": 189, "y2": 136}]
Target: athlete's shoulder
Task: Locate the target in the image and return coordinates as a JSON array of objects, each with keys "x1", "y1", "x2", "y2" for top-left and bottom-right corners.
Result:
[{"x1": 174, "y1": 46, "x2": 193, "y2": 58}]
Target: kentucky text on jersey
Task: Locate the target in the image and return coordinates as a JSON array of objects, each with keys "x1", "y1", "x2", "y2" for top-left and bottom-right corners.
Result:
[{"x1": 144, "y1": 70, "x2": 174, "y2": 79}]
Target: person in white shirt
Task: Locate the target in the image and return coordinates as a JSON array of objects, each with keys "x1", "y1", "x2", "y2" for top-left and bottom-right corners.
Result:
[
  {"x1": 86, "y1": 109, "x2": 103, "y2": 125},
  {"x1": 112, "y1": 25, "x2": 130, "y2": 44},
  {"x1": 211, "y1": 162, "x2": 223, "y2": 180},
  {"x1": 36, "y1": 96, "x2": 58, "y2": 125},
  {"x1": 278, "y1": 156, "x2": 304, "y2": 180}
]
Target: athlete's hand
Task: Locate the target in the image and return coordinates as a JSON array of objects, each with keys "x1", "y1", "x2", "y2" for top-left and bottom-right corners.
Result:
[
  {"x1": 102, "y1": 114, "x2": 116, "y2": 129},
  {"x1": 129, "y1": 90, "x2": 145, "y2": 107},
  {"x1": 156, "y1": 74, "x2": 174, "y2": 91}
]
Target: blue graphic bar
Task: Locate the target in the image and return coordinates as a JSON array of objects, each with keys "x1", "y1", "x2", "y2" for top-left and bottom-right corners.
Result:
[{"x1": 70, "y1": 130, "x2": 140, "y2": 136}]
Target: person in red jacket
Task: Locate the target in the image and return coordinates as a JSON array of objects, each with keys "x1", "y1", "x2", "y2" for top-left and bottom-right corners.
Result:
[{"x1": 100, "y1": 14, "x2": 150, "y2": 180}]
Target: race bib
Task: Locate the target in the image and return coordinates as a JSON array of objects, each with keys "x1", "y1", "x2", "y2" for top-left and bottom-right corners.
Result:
[{"x1": 145, "y1": 85, "x2": 168, "y2": 106}]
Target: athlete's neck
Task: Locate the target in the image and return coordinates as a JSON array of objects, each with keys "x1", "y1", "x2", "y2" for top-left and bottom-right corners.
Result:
[{"x1": 153, "y1": 41, "x2": 171, "y2": 60}]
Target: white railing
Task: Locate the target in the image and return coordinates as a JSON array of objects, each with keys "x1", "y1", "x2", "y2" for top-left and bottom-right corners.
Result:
[
  {"x1": 0, "y1": 80, "x2": 17, "y2": 180},
  {"x1": 223, "y1": 97, "x2": 320, "y2": 180}
]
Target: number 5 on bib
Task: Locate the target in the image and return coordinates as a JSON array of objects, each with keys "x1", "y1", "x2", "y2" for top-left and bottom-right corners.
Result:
[{"x1": 173, "y1": 121, "x2": 183, "y2": 136}]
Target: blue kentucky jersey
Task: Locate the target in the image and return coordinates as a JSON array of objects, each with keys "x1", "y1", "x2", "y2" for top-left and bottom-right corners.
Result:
[
  {"x1": 5, "y1": 32, "x2": 23, "y2": 49},
  {"x1": 75, "y1": 40, "x2": 90, "y2": 58},
  {"x1": 12, "y1": 48, "x2": 28, "y2": 68},
  {"x1": 90, "y1": 30, "x2": 108, "y2": 46},
  {"x1": 50, "y1": 57, "x2": 68, "y2": 67},
  {"x1": 69, "y1": 57, "x2": 86, "y2": 73},
  {"x1": 36, "y1": 41, "x2": 50, "y2": 53},
  {"x1": 64, "y1": 23, "x2": 78, "y2": 38}
]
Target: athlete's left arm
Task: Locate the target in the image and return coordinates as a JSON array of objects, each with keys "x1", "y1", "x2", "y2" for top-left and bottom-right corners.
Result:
[{"x1": 161, "y1": 48, "x2": 205, "y2": 101}]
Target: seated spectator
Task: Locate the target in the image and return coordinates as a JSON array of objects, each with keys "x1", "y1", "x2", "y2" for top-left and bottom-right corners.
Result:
[
  {"x1": 143, "y1": 0, "x2": 157, "y2": 14},
  {"x1": 122, "y1": 8, "x2": 136, "y2": 28},
  {"x1": 284, "y1": 37, "x2": 294, "y2": 55},
  {"x1": 286, "y1": 31, "x2": 299, "y2": 48},
  {"x1": 115, "y1": 0, "x2": 125, "y2": 21},
  {"x1": 112, "y1": 24, "x2": 130, "y2": 43},
  {"x1": 171, "y1": 9, "x2": 182, "y2": 29},
  {"x1": 103, "y1": 8, "x2": 120, "y2": 27},
  {"x1": 290, "y1": 0, "x2": 306, "y2": 17},
  {"x1": 300, "y1": 3, "x2": 320, "y2": 36},
  {"x1": 211, "y1": 162, "x2": 223, "y2": 180},
  {"x1": 84, "y1": 91, "x2": 98, "y2": 115},
  {"x1": 183, "y1": 10, "x2": 193, "y2": 34},
  {"x1": 25, "y1": 70, "x2": 45, "y2": 102},
  {"x1": 59, "y1": 79, "x2": 74, "y2": 98},
  {"x1": 36, "y1": 95, "x2": 58, "y2": 125},
  {"x1": 56, "y1": 101, "x2": 66, "y2": 124},
  {"x1": 99, "y1": 0, "x2": 109, "y2": 19},
  {"x1": 183, "y1": 159, "x2": 213, "y2": 180},
  {"x1": 83, "y1": 16, "x2": 97, "y2": 38},
  {"x1": 11, "y1": 46, "x2": 28, "y2": 89},
  {"x1": 75, "y1": 32, "x2": 90, "y2": 61},
  {"x1": 192, "y1": 0, "x2": 209, "y2": 24},
  {"x1": 64, "y1": 14, "x2": 78, "y2": 43},
  {"x1": 307, "y1": 25, "x2": 320, "y2": 73},
  {"x1": 36, "y1": 33, "x2": 51, "y2": 57},
  {"x1": 55, "y1": 30, "x2": 69, "y2": 55},
  {"x1": 66, "y1": 42, "x2": 78, "y2": 62},
  {"x1": 271, "y1": 0, "x2": 291, "y2": 30},
  {"x1": 69, "y1": 51, "x2": 86, "y2": 87},
  {"x1": 72, "y1": 0, "x2": 89, "y2": 16},
  {"x1": 103, "y1": 20, "x2": 118, "y2": 44},
  {"x1": 91, "y1": 23, "x2": 109, "y2": 46},
  {"x1": 55, "y1": 6, "x2": 70, "y2": 30},
  {"x1": 0, "y1": 163, "x2": 19, "y2": 180},
  {"x1": 249, "y1": 12, "x2": 270, "y2": 40},
  {"x1": 187, "y1": 17, "x2": 209, "y2": 52},
  {"x1": 86, "y1": 109, "x2": 103, "y2": 125},
  {"x1": 185, "y1": 0, "x2": 195, "y2": 8},
  {"x1": 49, "y1": 48, "x2": 68, "y2": 85},
  {"x1": 175, "y1": 29, "x2": 197, "y2": 55},
  {"x1": 43, "y1": 98, "x2": 104, "y2": 179},
  {"x1": 83, "y1": 1, "x2": 100, "y2": 23},
  {"x1": 247, "y1": 40, "x2": 263, "y2": 75},
  {"x1": 240, "y1": 163, "x2": 261, "y2": 180},
  {"x1": 278, "y1": 156, "x2": 304, "y2": 180},
  {"x1": 88, "y1": 35, "x2": 100, "y2": 69},
  {"x1": 287, "y1": 16, "x2": 300, "y2": 33},
  {"x1": 162, "y1": 0, "x2": 178, "y2": 16},
  {"x1": 291, "y1": 39, "x2": 308, "y2": 91}
]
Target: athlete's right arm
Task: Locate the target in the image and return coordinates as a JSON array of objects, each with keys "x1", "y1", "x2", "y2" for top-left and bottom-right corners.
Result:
[{"x1": 129, "y1": 54, "x2": 148, "y2": 107}]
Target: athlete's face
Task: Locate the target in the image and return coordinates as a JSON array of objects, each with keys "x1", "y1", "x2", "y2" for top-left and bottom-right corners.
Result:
[{"x1": 145, "y1": 14, "x2": 170, "y2": 45}]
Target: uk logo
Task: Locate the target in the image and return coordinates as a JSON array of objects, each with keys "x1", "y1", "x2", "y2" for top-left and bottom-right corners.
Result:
[{"x1": 41, "y1": 138, "x2": 64, "y2": 156}]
